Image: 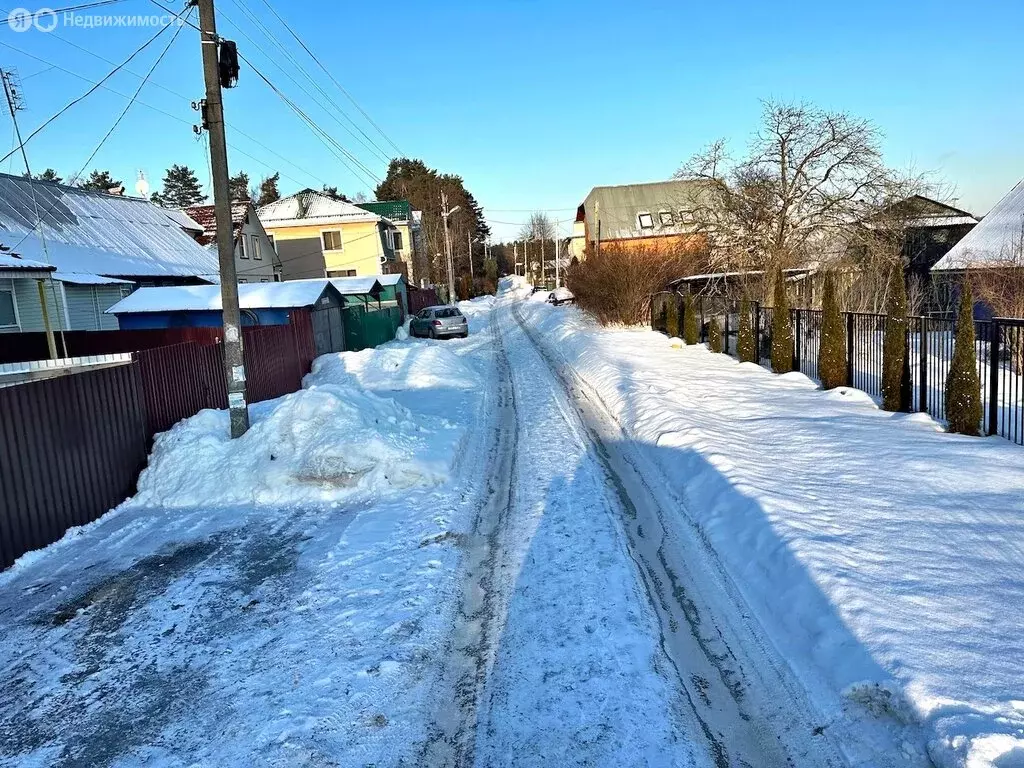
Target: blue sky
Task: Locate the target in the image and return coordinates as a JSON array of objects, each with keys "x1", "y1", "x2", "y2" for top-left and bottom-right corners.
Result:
[{"x1": 1, "y1": 0, "x2": 1021, "y2": 241}]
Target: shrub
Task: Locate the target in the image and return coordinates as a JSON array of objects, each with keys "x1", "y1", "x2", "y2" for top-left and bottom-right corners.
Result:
[
  {"x1": 566, "y1": 241, "x2": 707, "y2": 326},
  {"x1": 818, "y1": 272, "x2": 847, "y2": 389},
  {"x1": 665, "y1": 295, "x2": 680, "y2": 337},
  {"x1": 770, "y1": 268, "x2": 794, "y2": 373},
  {"x1": 881, "y1": 268, "x2": 908, "y2": 411},
  {"x1": 945, "y1": 284, "x2": 982, "y2": 435},
  {"x1": 737, "y1": 298, "x2": 757, "y2": 362},
  {"x1": 682, "y1": 294, "x2": 700, "y2": 344},
  {"x1": 707, "y1": 317, "x2": 723, "y2": 353}
]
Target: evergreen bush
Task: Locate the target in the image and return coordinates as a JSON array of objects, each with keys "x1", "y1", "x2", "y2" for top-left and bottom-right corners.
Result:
[
  {"x1": 738, "y1": 298, "x2": 757, "y2": 362},
  {"x1": 945, "y1": 284, "x2": 983, "y2": 435},
  {"x1": 818, "y1": 272, "x2": 847, "y2": 389},
  {"x1": 683, "y1": 294, "x2": 700, "y2": 345},
  {"x1": 707, "y1": 317, "x2": 723, "y2": 353},
  {"x1": 882, "y1": 268, "x2": 908, "y2": 411},
  {"x1": 665, "y1": 295, "x2": 680, "y2": 337},
  {"x1": 770, "y1": 268, "x2": 794, "y2": 373}
]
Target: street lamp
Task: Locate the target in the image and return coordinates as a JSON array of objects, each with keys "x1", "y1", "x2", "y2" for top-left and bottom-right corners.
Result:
[{"x1": 441, "y1": 199, "x2": 461, "y2": 303}]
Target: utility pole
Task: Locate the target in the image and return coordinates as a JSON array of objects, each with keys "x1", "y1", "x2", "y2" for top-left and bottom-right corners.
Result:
[
  {"x1": 555, "y1": 237, "x2": 561, "y2": 288},
  {"x1": 513, "y1": 241, "x2": 518, "y2": 276},
  {"x1": 594, "y1": 200, "x2": 601, "y2": 260},
  {"x1": 440, "y1": 191, "x2": 459, "y2": 303},
  {"x1": 467, "y1": 229, "x2": 474, "y2": 282},
  {"x1": 540, "y1": 234, "x2": 546, "y2": 288},
  {"x1": 3, "y1": 69, "x2": 59, "y2": 360},
  {"x1": 198, "y1": 0, "x2": 248, "y2": 437}
]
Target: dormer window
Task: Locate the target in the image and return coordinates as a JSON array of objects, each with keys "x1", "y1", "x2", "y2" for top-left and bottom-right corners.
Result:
[
  {"x1": 637, "y1": 213, "x2": 654, "y2": 229},
  {"x1": 659, "y1": 211, "x2": 674, "y2": 226}
]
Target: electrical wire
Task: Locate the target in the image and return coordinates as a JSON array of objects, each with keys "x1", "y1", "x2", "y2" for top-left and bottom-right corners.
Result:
[
  {"x1": 0, "y1": 15, "x2": 179, "y2": 166},
  {"x1": 253, "y1": 0, "x2": 404, "y2": 157}
]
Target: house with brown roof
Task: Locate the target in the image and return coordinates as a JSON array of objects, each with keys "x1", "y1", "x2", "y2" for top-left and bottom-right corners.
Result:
[{"x1": 182, "y1": 200, "x2": 280, "y2": 283}]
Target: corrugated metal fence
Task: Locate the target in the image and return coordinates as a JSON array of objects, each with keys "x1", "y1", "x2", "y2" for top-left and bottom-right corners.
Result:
[{"x1": 1, "y1": 314, "x2": 321, "y2": 569}]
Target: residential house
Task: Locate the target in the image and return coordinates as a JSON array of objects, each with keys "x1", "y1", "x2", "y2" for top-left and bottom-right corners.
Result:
[
  {"x1": 183, "y1": 201, "x2": 280, "y2": 283},
  {"x1": 356, "y1": 200, "x2": 423, "y2": 283},
  {"x1": 932, "y1": 178, "x2": 1024, "y2": 318},
  {"x1": 574, "y1": 179, "x2": 717, "y2": 255},
  {"x1": 257, "y1": 189, "x2": 399, "y2": 281},
  {"x1": 0, "y1": 172, "x2": 217, "y2": 334}
]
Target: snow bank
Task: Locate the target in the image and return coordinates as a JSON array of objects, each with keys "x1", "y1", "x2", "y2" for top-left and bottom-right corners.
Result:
[
  {"x1": 309, "y1": 343, "x2": 479, "y2": 393},
  {"x1": 517, "y1": 299, "x2": 1024, "y2": 768}
]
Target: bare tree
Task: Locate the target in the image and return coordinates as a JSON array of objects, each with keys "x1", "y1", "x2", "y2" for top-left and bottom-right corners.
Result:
[{"x1": 677, "y1": 100, "x2": 930, "y2": 304}]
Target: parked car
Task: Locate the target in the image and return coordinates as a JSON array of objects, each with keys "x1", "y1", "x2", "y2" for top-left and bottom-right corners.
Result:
[
  {"x1": 410, "y1": 305, "x2": 469, "y2": 339},
  {"x1": 548, "y1": 287, "x2": 575, "y2": 306}
]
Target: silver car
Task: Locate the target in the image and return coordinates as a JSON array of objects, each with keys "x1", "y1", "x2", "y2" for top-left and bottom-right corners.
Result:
[{"x1": 410, "y1": 305, "x2": 469, "y2": 339}]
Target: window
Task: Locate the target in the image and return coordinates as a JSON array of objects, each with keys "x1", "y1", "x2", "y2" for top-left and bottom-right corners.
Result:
[
  {"x1": 659, "y1": 211, "x2": 674, "y2": 226},
  {"x1": 417, "y1": 309, "x2": 431, "y2": 319},
  {"x1": 392, "y1": 231, "x2": 404, "y2": 251},
  {"x1": 679, "y1": 210, "x2": 695, "y2": 224},
  {"x1": 239, "y1": 236, "x2": 250, "y2": 258},
  {"x1": 266, "y1": 233, "x2": 275, "y2": 250},
  {"x1": 322, "y1": 230, "x2": 343, "y2": 251},
  {"x1": 252, "y1": 235, "x2": 262, "y2": 260},
  {"x1": 327, "y1": 269, "x2": 357, "y2": 277},
  {"x1": 637, "y1": 213, "x2": 654, "y2": 229},
  {"x1": 260, "y1": 278, "x2": 270, "y2": 283},
  {"x1": 0, "y1": 286, "x2": 18, "y2": 328}
]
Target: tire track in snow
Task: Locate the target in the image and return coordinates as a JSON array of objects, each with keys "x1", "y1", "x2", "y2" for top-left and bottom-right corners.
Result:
[{"x1": 508, "y1": 301, "x2": 848, "y2": 768}]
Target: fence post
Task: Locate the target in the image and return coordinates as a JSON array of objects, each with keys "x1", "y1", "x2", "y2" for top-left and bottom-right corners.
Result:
[
  {"x1": 845, "y1": 313, "x2": 854, "y2": 387},
  {"x1": 919, "y1": 317, "x2": 928, "y2": 413},
  {"x1": 793, "y1": 309, "x2": 801, "y2": 372},
  {"x1": 988, "y1": 321, "x2": 1001, "y2": 435},
  {"x1": 723, "y1": 304, "x2": 730, "y2": 356}
]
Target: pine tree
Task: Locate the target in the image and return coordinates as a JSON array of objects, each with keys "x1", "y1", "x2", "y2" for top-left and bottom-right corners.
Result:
[
  {"x1": 256, "y1": 173, "x2": 281, "y2": 206},
  {"x1": 707, "y1": 317, "x2": 723, "y2": 353},
  {"x1": 818, "y1": 272, "x2": 847, "y2": 389},
  {"x1": 80, "y1": 169, "x2": 121, "y2": 191},
  {"x1": 945, "y1": 283, "x2": 982, "y2": 435},
  {"x1": 683, "y1": 294, "x2": 700, "y2": 344},
  {"x1": 665, "y1": 295, "x2": 680, "y2": 337},
  {"x1": 31, "y1": 168, "x2": 62, "y2": 183},
  {"x1": 228, "y1": 171, "x2": 251, "y2": 202},
  {"x1": 738, "y1": 298, "x2": 757, "y2": 362},
  {"x1": 770, "y1": 268, "x2": 794, "y2": 373},
  {"x1": 153, "y1": 164, "x2": 205, "y2": 207},
  {"x1": 882, "y1": 267, "x2": 908, "y2": 411}
]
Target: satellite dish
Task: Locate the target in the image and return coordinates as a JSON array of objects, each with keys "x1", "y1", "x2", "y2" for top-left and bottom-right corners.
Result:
[{"x1": 135, "y1": 170, "x2": 150, "y2": 199}]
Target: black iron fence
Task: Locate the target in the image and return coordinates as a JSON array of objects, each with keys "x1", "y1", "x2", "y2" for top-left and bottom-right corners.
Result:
[{"x1": 651, "y1": 292, "x2": 1024, "y2": 446}]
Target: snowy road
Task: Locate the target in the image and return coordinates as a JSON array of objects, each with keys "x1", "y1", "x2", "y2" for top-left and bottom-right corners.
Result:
[{"x1": 1, "y1": 289, "x2": 930, "y2": 767}]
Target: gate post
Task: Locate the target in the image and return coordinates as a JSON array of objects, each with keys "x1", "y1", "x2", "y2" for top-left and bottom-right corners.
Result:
[
  {"x1": 793, "y1": 309, "x2": 801, "y2": 372},
  {"x1": 919, "y1": 317, "x2": 928, "y2": 413},
  {"x1": 723, "y1": 304, "x2": 730, "y2": 356},
  {"x1": 754, "y1": 301, "x2": 762, "y2": 362},
  {"x1": 988, "y1": 321, "x2": 1001, "y2": 435},
  {"x1": 846, "y1": 313, "x2": 855, "y2": 387}
]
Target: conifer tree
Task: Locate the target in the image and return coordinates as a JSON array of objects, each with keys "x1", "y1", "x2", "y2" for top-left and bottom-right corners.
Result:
[
  {"x1": 151, "y1": 164, "x2": 205, "y2": 207},
  {"x1": 80, "y1": 169, "x2": 121, "y2": 191},
  {"x1": 683, "y1": 293, "x2": 700, "y2": 344},
  {"x1": 945, "y1": 283, "x2": 982, "y2": 435},
  {"x1": 256, "y1": 172, "x2": 281, "y2": 206},
  {"x1": 738, "y1": 298, "x2": 757, "y2": 363},
  {"x1": 665, "y1": 295, "x2": 680, "y2": 337},
  {"x1": 882, "y1": 267, "x2": 908, "y2": 411},
  {"x1": 228, "y1": 171, "x2": 251, "y2": 202},
  {"x1": 818, "y1": 272, "x2": 847, "y2": 389},
  {"x1": 707, "y1": 317, "x2": 723, "y2": 353},
  {"x1": 770, "y1": 268, "x2": 794, "y2": 373}
]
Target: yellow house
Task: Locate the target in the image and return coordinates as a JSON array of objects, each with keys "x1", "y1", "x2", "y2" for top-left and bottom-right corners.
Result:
[{"x1": 257, "y1": 189, "x2": 399, "y2": 280}]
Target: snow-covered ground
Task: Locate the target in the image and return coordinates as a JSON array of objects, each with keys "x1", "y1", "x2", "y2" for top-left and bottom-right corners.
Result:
[{"x1": 516, "y1": 297, "x2": 1024, "y2": 768}]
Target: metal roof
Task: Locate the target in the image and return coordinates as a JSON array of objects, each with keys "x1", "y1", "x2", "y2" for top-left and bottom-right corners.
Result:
[
  {"x1": 52, "y1": 272, "x2": 133, "y2": 285},
  {"x1": 581, "y1": 179, "x2": 719, "y2": 241},
  {"x1": 258, "y1": 189, "x2": 381, "y2": 226},
  {"x1": 0, "y1": 172, "x2": 219, "y2": 280},
  {"x1": 105, "y1": 279, "x2": 345, "y2": 314},
  {"x1": 357, "y1": 200, "x2": 412, "y2": 222},
  {"x1": 183, "y1": 202, "x2": 250, "y2": 245},
  {"x1": 161, "y1": 207, "x2": 204, "y2": 234},
  {"x1": 932, "y1": 179, "x2": 1024, "y2": 271},
  {"x1": 327, "y1": 276, "x2": 385, "y2": 295},
  {"x1": 0, "y1": 253, "x2": 53, "y2": 271}
]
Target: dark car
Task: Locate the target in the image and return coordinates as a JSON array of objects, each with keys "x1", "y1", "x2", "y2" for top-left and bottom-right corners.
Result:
[{"x1": 410, "y1": 305, "x2": 469, "y2": 339}]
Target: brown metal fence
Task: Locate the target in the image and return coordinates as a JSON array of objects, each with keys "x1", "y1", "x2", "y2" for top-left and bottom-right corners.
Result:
[
  {"x1": 654, "y1": 292, "x2": 1024, "y2": 447},
  {"x1": 0, "y1": 327, "x2": 224, "y2": 365},
  {"x1": 408, "y1": 287, "x2": 441, "y2": 314},
  {"x1": 1, "y1": 317, "x2": 324, "y2": 569},
  {"x1": 0, "y1": 362, "x2": 148, "y2": 568}
]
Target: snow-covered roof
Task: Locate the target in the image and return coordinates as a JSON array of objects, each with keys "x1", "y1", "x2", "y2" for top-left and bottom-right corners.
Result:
[
  {"x1": 0, "y1": 173, "x2": 219, "y2": 281},
  {"x1": 161, "y1": 207, "x2": 204, "y2": 234},
  {"x1": 52, "y1": 272, "x2": 133, "y2": 285},
  {"x1": 581, "y1": 179, "x2": 718, "y2": 241},
  {"x1": 328, "y1": 276, "x2": 385, "y2": 295},
  {"x1": 932, "y1": 179, "x2": 1024, "y2": 271},
  {"x1": 258, "y1": 189, "x2": 381, "y2": 226},
  {"x1": 183, "y1": 202, "x2": 251, "y2": 245},
  {"x1": 375, "y1": 273, "x2": 405, "y2": 287},
  {"x1": 106, "y1": 280, "x2": 341, "y2": 314},
  {"x1": 0, "y1": 252, "x2": 54, "y2": 271}
]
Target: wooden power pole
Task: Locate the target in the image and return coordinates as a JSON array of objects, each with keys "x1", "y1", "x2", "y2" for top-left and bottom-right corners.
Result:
[{"x1": 198, "y1": 0, "x2": 249, "y2": 437}]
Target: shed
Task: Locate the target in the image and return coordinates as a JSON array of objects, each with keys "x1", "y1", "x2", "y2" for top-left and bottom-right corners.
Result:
[
  {"x1": 106, "y1": 280, "x2": 348, "y2": 356},
  {"x1": 328, "y1": 275, "x2": 405, "y2": 351}
]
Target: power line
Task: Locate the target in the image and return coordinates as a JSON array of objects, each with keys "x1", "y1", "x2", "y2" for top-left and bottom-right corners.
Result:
[
  {"x1": 220, "y1": 0, "x2": 393, "y2": 166},
  {"x1": 0, "y1": 35, "x2": 329, "y2": 192},
  {"x1": 0, "y1": 16, "x2": 177, "y2": 165},
  {"x1": 253, "y1": 0, "x2": 404, "y2": 157}
]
